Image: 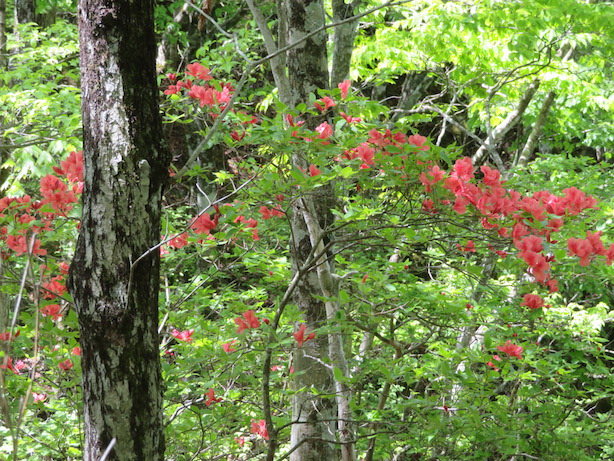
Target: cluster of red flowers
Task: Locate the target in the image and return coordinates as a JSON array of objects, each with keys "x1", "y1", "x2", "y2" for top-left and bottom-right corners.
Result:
[
  {"x1": 234, "y1": 310, "x2": 261, "y2": 333},
  {"x1": 164, "y1": 63, "x2": 232, "y2": 116},
  {"x1": 337, "y1": 129, "x2": 428, "y2": 172},
  {"x1": 411, "y1": 156, "x2": 611, "y2": 368},
  {"x1": 250, "y1": 419, "x2": 269, "y2": 440},
  {"x1": 234, "y1": 215, "x2": 259, "y2": 241},
  {"x1": 1, "y1": 196, "x2": 46, "y2": 256},
  {"x1": 415, "y1": 156, "x2": 610, "y2": 295},
  {"x1": 40, "y1": 151, "x2": 83, "y2": 213},
  {"x1": 1, "y1": 151, "x2": 83, "y2": 262},
  {"x1": 161, "y1": 201, "x2": 267, "y2": 256},
  {"x1": 191, "y1": 212, "x2": 218, "y2": 235},
  {"x1": 52, "y1": 150, "x2": 84, "y2": 183},
  {"x1": 568, "y1": 231, "x2": 614, "y2": 266}
]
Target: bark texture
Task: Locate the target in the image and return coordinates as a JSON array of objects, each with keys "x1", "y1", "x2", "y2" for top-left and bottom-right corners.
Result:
[
  {"x1": 14, "y1": 0, "x2": 36, "y2": 24},
  {"x1": 331, "y1": 0, "x2": 361, "y2": 87},
  {"x1": 0, "y1": 0, "x2": 6, "y2": 68},
  {"x1": 281, "y1": 1, "x2": 343, "y2": 460},
  {"x1": 289, "y1": 188, "x2": 339, "y2": 461},
  {"x1": 283, "y1": 0, "x2": 329, "y2": 108},
  {"x1": 68, "y1": 0, "x2": 168, "y2": 459}
]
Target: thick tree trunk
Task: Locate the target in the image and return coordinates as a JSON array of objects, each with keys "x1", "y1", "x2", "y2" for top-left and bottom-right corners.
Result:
[{"x1": 67, "y1": 0, "x2": 168, "y2": 460}]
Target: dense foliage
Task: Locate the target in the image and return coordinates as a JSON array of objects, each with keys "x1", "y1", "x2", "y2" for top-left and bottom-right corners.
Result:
[{"x1": 1, "y1": 1, "x2": 612, "y2": 460}]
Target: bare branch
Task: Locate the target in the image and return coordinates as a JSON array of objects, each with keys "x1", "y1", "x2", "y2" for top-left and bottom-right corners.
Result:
[
  {"x1": 472, "y1": 79, "x2": 541, "y2": 167},
  {"x1": 511, "y1": 90, "x2": 556, "y2": 173}
]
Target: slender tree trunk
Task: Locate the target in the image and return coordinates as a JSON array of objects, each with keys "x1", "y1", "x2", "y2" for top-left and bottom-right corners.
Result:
[
  {"x1": 67, "y1": 0, "x2": 168, "y2": 459},
  {"x1": 0, "y1": 0, "x2": 6, "y2": 69},
  {"x1": 281, "y1": 1, "x2": 343, "y2": 460},
  {"x1": 248, "y1": 1, "x2": 359, "y2": 457},
  {"x1": 281, "y1": 2, "x2": 357, "y2": 459},
  {"x1": 331, "y1": 0, "x2": 361, "y2": 87}
]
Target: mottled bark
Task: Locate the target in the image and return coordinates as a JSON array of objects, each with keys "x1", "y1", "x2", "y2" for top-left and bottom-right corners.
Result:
[
  {"x1": 68, "y1": 0, "x2": 168, "y2": 460},
  {"x1": 281, "y1": 1, "x2": 339, "y2": 460},
  {"x1": 331, "y1": 0, "x2": 361, "y2": 88},
  {"x1": 14, "y1": 0, "x2": 36, "y2": 24},
  {"x1": 299, "y1": 197, "x2": 355, "y2": 461},
  {"x1": 283, "y1": 0, "x2": 328, "y2": 108},
  {"x1": 289, "y1": 188, "x2": 339, "y2": 461},
  {"x1": 0, "y1": 0, "x2": 6, "y2": 69},
  {"x1": 281, "y1": 2, "x2": 356, "y2": 460}
]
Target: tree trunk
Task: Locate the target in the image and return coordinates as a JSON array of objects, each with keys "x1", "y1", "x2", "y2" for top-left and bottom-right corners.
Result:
[
  {"x1": 289, "y1": 188, "x2": 339, "y2": 461},
  {"x1": 67, "y1": 0, "x2": 168, "y2": 460},
  {"x1": 331, "y1": 0, "x2": 361, "y2": 87},
  {"x1": 282, "y1": 1, "x2": 336, "y2": 460},
  {"x1": 281, "y1": 1, "x2": 356, "y2": 459},
  {"x1": 0, "y1": 0, "x2": 6, "y2": 69},
  {"x1": 14, "y1": 0, "x2": 36, "y2": 24}
]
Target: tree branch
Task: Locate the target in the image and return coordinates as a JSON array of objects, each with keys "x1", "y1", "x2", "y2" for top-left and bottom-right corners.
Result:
[
  {"x1": 511, "y1": 90, "x2": 556, "y2": 173},
  {"x1": 244, "y1": 0, "x2": 291, "y2": 102},
  {"x1": 472, "y1": 78, "x2": 541, "y2": 167}
]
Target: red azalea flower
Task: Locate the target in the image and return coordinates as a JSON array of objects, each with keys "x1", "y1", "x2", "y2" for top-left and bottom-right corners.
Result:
[
  {"x1": 235, "y1": 310, "x2": 261, "y2": 333},
  {"x1": 204, "y1": 388, "x2": 223, "y2": 406},
  {"x1": 314, "y1": 96, "x2": 336, "y2": 112},
  {"x1": 458, "y1": 240, "x2": 476, "y2": 252},
  {"x1": 294, "y1": 323, "x2": 316, "y2": 348},
  {"x1": 191, "y1": 213, "x2": 218, "y2": 235},
  {"x1": 496, "y1": 340, "x2": 523, "y2": 359},
  {"x1": 172, "y1": 329, "x2": 194, "y2": 343},
  {"x1": 520, "y1": 293, "x2": 544, "y2": 310},
  {"x1": 0, "y1": 357, "x2": 18, "y2": 374},
  {"x1": 59, "y1": 359, "x2": 73, "y2": 371},
  {"x1": 185, "y1": 62, "x2": 212, "y2": 81},
  {"x1": 338, "y1": 79, "x2": 351, "y2": 99},
  {"x1": 222, "y1": 340, "x2": 237, "y2": 353},
  {"x1": 250, "y1": 419, "x2": 269, "y2": 440},
  {"x1": 408, "y1": 134, "x2": 429, "y2": 151},
  {"x1": 309, "y1": 164, "x2": 322, "y2": 176},
  {"x1": 41, "y1": 304, "x2": 62, "y2": 320},
  {"x1": 315, "y1": 122, "x2": 333, "y2": 139},
  {"x1": 0, "y1": 329, "x2": 19, "y2": 341}
]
